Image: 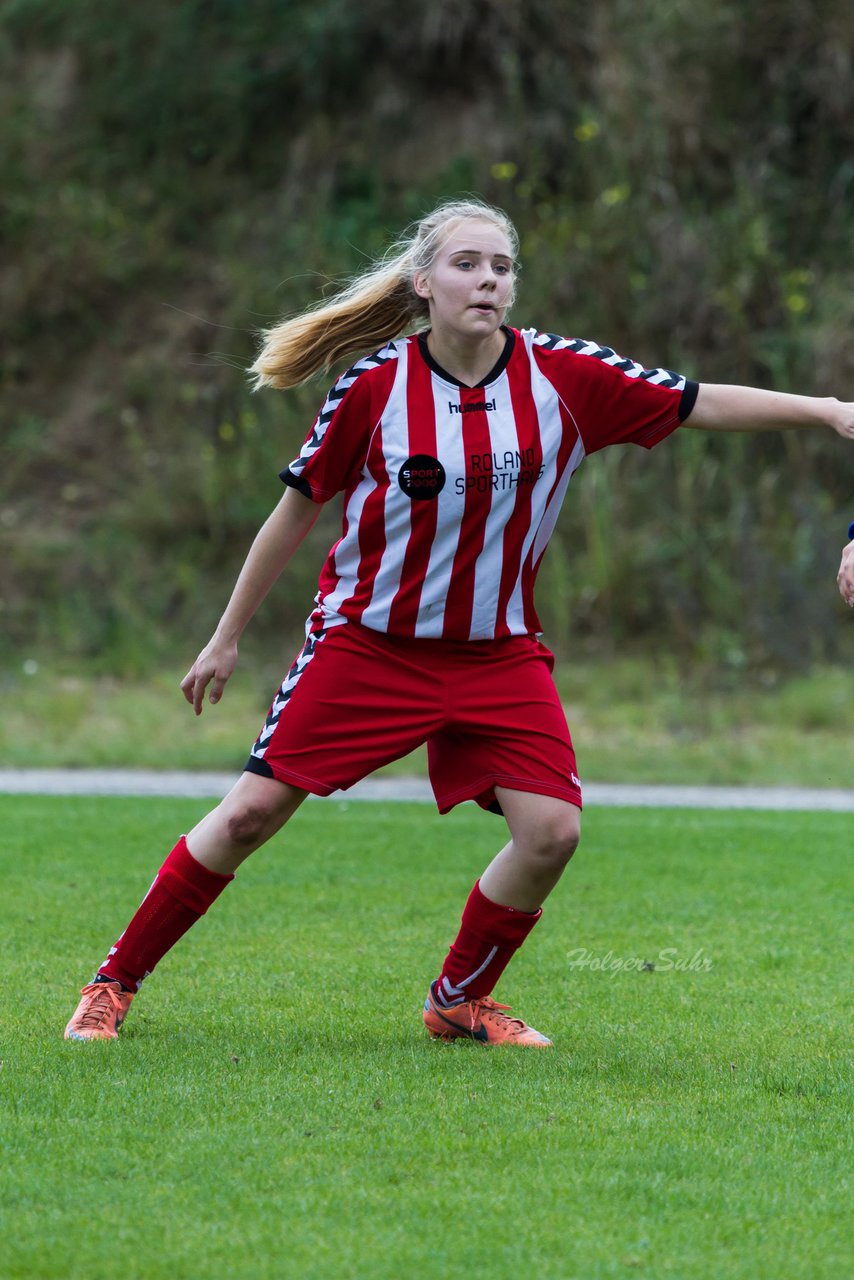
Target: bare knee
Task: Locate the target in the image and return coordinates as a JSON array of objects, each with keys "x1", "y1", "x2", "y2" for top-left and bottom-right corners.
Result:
[
  {"x1": 187, "y1": 777, "x2": 306, "y2": 874},
  {"x1": 217, "y1": 775, "x2": 306, "y2": 851},
  {"x1": 526, "y1": 810, "x2": 581, "y2": 870},
  {"x1": 225, "y1": 802, "x2": 279, "y2": 849}
]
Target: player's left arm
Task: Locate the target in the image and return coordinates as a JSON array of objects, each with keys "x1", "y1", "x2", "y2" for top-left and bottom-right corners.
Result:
[{"x1": 683, "y1": 385, "x2": 854, "y2": 440}]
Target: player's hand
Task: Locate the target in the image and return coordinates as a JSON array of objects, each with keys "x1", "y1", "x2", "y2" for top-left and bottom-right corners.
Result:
[
  {"x1": 180, "y1": 638, "x2": 239, "y2": 715},
  {"x1": 829, "y1": 401, "x2": 854, "y2": 441},
  {"x1": 837, "y1": 540, "x2": 854, "y2": 607}
]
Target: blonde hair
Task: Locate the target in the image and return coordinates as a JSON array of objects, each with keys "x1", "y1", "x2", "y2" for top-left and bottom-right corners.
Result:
[{"x1": 249, "y1": 198, "x2": 519, "y2": 390}]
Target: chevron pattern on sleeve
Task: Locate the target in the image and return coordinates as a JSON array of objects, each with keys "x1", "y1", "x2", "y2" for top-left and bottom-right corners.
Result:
[
  {"x1": 532, "y1": 331, "x2": 686, "y2": 390},
  {"x1": 289, "y1": 342, "x2": 400, "y2": 478}
]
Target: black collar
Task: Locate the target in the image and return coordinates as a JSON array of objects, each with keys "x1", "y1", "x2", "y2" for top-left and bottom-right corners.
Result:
[{"x1": 416, "y1": 326, "x2": 515, "y2": 389}]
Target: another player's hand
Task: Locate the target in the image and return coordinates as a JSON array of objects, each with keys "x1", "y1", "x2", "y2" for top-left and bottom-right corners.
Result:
[
  {"x1": 180, "y1": 638, "x2": 239, "y2": 715},
  {"x1": 829, "y1": 401, "x2": 854, "y2": 441},
  {"x1": 837, "y1": 540, "x2": 854, "y2": 607}
]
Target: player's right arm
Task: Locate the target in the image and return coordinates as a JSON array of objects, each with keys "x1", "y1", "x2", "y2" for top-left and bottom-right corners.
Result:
[{"x1": 180, "y1": 487, "x2": 321, "y2": 715}]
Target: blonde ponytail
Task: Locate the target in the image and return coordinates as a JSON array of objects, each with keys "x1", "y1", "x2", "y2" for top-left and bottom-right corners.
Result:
[{"x1": 249, "y1": 198, "x2": 519, "y2": 391}]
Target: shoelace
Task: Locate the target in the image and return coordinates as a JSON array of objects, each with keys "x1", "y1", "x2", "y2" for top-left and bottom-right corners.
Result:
[
  {"x1": 76, "y1": 984, "x2": 124, "y2": 1030},
  {"x1": 468, "y1": 996, "x2": 527, "y2": 1035}
]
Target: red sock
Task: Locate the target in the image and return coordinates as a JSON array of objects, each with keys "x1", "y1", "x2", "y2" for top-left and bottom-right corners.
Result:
[
  {"x1": 434, "y1": 879, "x2": 542, "y2": 1007},
  {"x1": 98, "y1": 837, "x2": 233, "y2": 991}
]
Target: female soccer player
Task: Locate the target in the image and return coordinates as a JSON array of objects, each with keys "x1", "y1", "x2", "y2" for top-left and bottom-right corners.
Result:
[{"x1": 65, "y1": 198, "x2": 854, "y2": 1046}]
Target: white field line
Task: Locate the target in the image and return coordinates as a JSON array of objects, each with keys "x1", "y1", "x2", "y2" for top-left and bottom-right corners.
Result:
[{"x1": 1, "y1": 769, "x2": 854, "y2": 811}]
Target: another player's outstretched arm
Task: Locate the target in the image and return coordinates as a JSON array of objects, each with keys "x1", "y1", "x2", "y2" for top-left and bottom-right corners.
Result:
[
  {"x1": 181, "y1": 487, "x2": 321, "y2": 715},
  {"x1": 838, "y1": 537, "x2": 854, "y2": 608},
  {"x1": 684, "y1": 385, "x2": 854, "y2": 439}
]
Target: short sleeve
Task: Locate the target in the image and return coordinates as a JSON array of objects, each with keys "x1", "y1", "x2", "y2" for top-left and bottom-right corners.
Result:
[
  {"x1": 530, "y1": 333, "x2": 698, "y2": 455},
  {"x1": 280, "y1": 346, "x2": 399, "y2": 502}
]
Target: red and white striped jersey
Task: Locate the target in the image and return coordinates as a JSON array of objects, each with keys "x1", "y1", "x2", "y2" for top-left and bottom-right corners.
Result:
[{"x1": 283, "y1": 327, "x2": 697, "y2": 640}]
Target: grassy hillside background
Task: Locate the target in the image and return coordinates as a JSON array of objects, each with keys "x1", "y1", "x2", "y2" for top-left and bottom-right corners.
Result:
[{"x1": 2, "y1": 0, "x2": 853, "y2": 690}]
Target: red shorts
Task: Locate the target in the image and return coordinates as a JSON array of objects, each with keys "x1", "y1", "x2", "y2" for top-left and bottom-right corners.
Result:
[{"x1": 244, "y1": 621, "x2": 582, "y2": 814}]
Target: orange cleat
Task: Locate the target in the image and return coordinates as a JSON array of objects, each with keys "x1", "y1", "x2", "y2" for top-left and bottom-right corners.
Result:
[
  {"x1": 64, "y1": 980, "x2": 134, "y2": 1041},
  {"x1": 423, "y1": 982, "x2": 553, "y2": 1047}
]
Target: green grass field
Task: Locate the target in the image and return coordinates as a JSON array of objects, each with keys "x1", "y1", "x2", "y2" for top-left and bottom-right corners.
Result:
[
  {"x1": 1, "y1": 795, "x2": 851, "y2": 1280},
  {"x1": 562, "y1": 661, "x2": 853, "y2": 788},
  {"x1": 2, "y1": 660, "x2": 852, "y2": 786}
]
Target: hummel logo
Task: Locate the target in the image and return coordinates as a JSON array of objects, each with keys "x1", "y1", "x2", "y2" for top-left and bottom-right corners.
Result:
[{"x1": 449, "y1": 400, "x2": 496, "y2": 414}]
